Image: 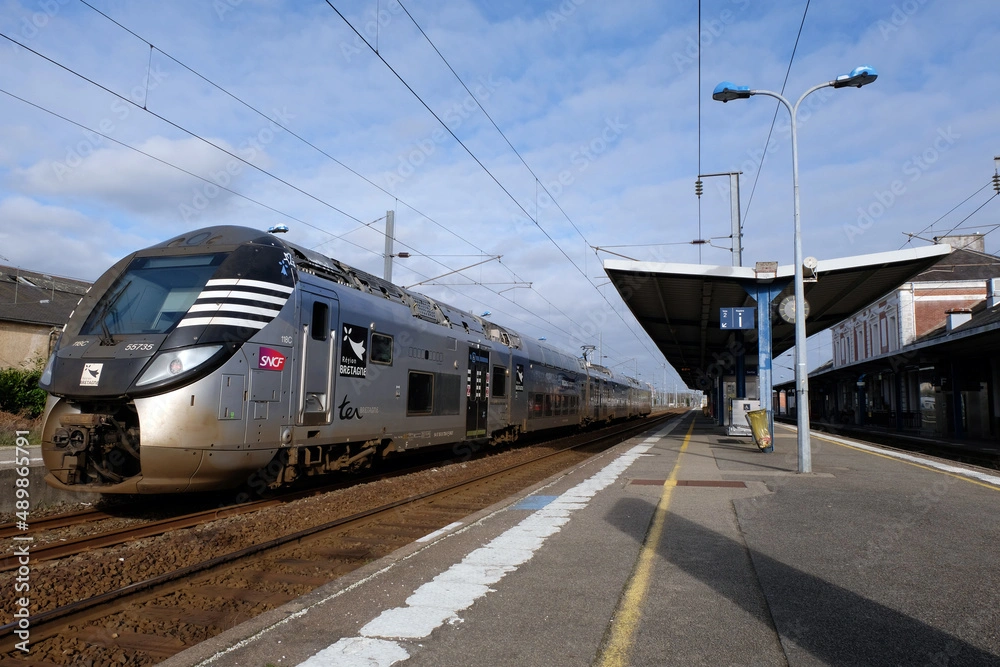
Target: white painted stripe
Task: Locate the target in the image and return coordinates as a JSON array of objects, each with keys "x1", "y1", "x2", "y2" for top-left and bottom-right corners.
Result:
[
  {"x1": 416, "y1": 522, "x2": 463, "y2": 543},
  {"x1": 187, "y1": 303, "x2": 282, "y2": 317},
  {"x1": 780, "y1": 424, "x2": 1000, "y2": 487},
  {"x1": 175, "y1": 316, "x2": 268, "y2": 329},
  {"x1": 206, "y1": 278, "x2": 294, "y2": 293},
  {"x1": 0, "y1": 457, "x2": 42, "y2": 465},
  {"x1": 302, "y1": 637, "x2": 408, "y2": 667},
  {"x1": 196, "y1": 290, "x2": 290, "y2": 305},
  {"x1": 297, "y1": 417, "x2": 686, "y2": 665},
  {"x1": 193, "y1": 418, "x2": 683, "y2": 667}
]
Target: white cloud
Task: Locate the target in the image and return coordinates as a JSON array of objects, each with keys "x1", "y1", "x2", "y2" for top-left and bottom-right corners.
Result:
[
  {"x1": 1, "y1": 0, "x2": 999, "y2": 387},
  {"x1": 0, "y1": 196, "x2": 143, "y2": 280}
]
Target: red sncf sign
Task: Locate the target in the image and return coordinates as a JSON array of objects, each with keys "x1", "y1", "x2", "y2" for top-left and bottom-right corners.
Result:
[{"x1": 258, "y1": 346, "x2": 286, "y2": 371}]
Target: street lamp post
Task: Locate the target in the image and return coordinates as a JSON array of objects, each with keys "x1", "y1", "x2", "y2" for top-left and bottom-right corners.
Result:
[{"x1": 713, "y1": 65, "x2": 878, "y2": 473}]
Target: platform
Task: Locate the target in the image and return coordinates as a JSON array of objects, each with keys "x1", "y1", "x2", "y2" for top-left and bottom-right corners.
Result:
[{"x1": 161, "y1": 411, "x2": 1000, "y2": 666}]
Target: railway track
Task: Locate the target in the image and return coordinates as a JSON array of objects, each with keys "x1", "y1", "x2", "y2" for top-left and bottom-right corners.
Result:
[
  {"x1": 0, "y1": 508, "x2": 110, "y2": 540},
  {"x1": 0, "y1": 424, "x2": 618, "y2": 569},
  {"x1": 0, "y1": 414, "x2": 676, "y2": 665},
  {"x1": 776, "y1": 416, "x2": 1000, "y2": 470}
]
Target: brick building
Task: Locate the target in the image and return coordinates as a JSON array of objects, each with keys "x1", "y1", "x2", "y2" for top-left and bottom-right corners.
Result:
[{"x1": 781, "y1": 236, "x2": 1000, "y2": 440}]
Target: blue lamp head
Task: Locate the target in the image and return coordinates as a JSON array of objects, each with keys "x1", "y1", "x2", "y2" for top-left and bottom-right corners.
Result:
[
  {"x1": 833, "y1": 65, "x2": 878, "y2": 88},
  {"x1": 712, "y1": 82, "x2": 752, "y2": 102}
]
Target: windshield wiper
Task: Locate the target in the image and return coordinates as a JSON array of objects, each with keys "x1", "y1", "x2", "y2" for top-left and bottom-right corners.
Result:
[{"x1": 96, "y1": 280, "x2": 131, "y2": 346}]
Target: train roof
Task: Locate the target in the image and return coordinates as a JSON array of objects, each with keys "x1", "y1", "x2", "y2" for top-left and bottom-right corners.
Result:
[{"x1": 161, "y1": 226, "x2": 575, "y2": 364}]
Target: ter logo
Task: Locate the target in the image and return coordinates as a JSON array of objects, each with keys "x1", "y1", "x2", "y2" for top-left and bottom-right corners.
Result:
[{"x1": 258, "y1": 347, "x2": 286, "y2": 371}]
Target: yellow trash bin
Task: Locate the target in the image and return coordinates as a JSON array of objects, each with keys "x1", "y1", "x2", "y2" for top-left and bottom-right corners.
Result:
[{"x1": 746, "y1": 409, "x2": 772, "y2": 451}]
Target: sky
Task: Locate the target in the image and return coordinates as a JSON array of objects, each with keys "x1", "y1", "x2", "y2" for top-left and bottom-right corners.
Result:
[{"x1": 1, "y1": 0, "x2": 999, "y2": 393}]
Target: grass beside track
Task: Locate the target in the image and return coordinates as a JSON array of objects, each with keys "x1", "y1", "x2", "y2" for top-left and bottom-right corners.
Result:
[{"x1": 0, "y1": 410, "x2": 41, "y2": 446}]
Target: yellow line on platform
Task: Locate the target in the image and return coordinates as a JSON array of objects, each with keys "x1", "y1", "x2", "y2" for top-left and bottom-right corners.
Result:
[
  {"x1": 594, "y1": 419, "x2": 694, "y2": 667},
  {"x1": 811, "y1": 432, "x2": 1000, "y2": 492}
]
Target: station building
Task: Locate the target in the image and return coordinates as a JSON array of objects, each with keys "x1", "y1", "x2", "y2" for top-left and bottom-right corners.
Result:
[
  {"x1": 779, "y1": 235, "x2": 1000, "y2": 440},
  {"x1": 0, "y1": 265, "x2": 89, "y2": 369}
]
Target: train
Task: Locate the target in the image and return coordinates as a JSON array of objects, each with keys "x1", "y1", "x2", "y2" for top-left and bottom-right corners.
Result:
[{"x1": 39, "y1": 226, "x2": 652, "y2": 494}]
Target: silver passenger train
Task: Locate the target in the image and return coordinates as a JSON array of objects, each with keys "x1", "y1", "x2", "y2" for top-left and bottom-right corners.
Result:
[{"x1": 40, "y1": 226, "x2": 652, "y2": 494}]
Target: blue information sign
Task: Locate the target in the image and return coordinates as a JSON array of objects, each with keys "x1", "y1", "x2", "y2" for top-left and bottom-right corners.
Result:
[{"x1": 720, "y1": 307, "x2": 755, "y2": 330}]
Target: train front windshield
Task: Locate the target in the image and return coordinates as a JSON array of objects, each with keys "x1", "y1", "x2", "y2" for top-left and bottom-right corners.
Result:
[{"x1": 81, "y1": 253, "x2": 227, "y2": 336}]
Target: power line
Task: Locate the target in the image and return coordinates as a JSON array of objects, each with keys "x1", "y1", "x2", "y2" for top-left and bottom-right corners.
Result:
[
  {"x1": 0, "y1": 84, "x2": 445, "y2": 285},
  {"x1": 901, "y1": 181, "x2": 992, "y2": 248},
  {"x1": 0, "y1": 29, "x2": 364, "y2": 226},
  {"x1": 322, "y1": 0, "x2": 662, "y2": 362},
  {"x1": 76, "y1": 0, "x2": 492, "y2": 262},
  {"x1": 7, "y1": 5, "x2": 654, "y2": 364},
  {"x1": 1, "y1": 21, "x2": 596, "y2": 351},
  {"x1": 740, "y1": 0, "x2": 811, "y2": 230}
]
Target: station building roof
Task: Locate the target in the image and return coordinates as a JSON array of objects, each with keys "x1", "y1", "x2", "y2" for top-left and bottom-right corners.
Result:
[
  {"x1": 603, "y1": 244, "x2": 953, "y2": 388},
  {"x1": 0, "y1": 266, "x2": 90, "y2": 328}
]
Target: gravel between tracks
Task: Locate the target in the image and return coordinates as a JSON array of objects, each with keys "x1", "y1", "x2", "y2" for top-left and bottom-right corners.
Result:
[{"x1": 2, "y1": 443, "x2": 569, "y2": 665}]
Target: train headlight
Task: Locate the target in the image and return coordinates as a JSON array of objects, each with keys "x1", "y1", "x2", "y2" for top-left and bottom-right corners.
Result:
[
  {"x1": 39, "y1": 352, "x2": 56, "y2": 388},
  {"x1": 136, "y1": 345, "x2": 224, "y2": 387}
]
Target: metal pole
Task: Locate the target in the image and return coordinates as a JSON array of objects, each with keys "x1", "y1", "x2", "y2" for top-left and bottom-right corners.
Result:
[
  {"x1": 747, "y1": 83, "x2": 831, "y2": 473},
  {"x1": 383, "y1": 210, "x2": 395, "y2": 282},
  {"x1": 729, "y1": 172, "x2": 742, "y2": 267},
  {"x1": 789, "y1": 103, "x2": 811, "y2": 472}
]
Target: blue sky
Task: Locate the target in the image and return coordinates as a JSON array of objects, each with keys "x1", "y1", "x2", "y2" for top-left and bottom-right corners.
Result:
[{"x1": 1, "y1": 0, "x2": 998, "y2": 391}]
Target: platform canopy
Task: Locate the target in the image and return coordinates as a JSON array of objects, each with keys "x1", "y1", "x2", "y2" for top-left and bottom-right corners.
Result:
[{"x1": 604, "y1": 244, "x2": 953, "y2": 388}]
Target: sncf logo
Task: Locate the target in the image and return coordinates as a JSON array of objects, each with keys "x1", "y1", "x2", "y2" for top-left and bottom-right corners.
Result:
[{"x1": 258, "y1": 347, "x2": 286, "y2": 371}]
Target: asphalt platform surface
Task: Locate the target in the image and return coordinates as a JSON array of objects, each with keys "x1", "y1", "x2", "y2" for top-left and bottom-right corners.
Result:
[{"x1": 159, "y1": 411, "x2": 1000, "y2": 666}]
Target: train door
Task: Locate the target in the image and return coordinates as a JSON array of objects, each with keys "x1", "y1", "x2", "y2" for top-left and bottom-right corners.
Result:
[
  {"x1": 466, "y1": 347, "x2": 489, "y2": 437},
  {"x1": 298, "y1": 289, "x2": 339, "y2": 426}
]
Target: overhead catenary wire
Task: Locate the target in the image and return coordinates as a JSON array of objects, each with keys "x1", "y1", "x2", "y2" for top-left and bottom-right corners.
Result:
[
  {"x1": 76, "y1": 0, "x2": 491, "y2": 262},
  {"x1": 901, "y1": 181, "x2": 993, "y2": 248},
  {"x1": 322, "y1": 0, "x2": 661, "y2": 362},
  {"x1": 7, "y1": 5, "x2": 653, "y2": 366},
  {"x1": 0, "y1": 84, "x2": 442, "y2": 286},
  {"x1": 740, "y1": 0, "x2": 811, "y2": 230},
  {"x1": 0, "y1": 13, "x2": 585, "y2": 344}
]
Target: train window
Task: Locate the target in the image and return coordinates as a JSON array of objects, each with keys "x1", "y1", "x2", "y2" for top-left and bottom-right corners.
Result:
[
  {"x1": 80, "y1": 253, "x2": 226, "y2": 336},
  {"x1": 311, "y1": 302, "x2": 329, "y2": 341},
  {"x1": 491, "y1": 365, "x2": 507, "y2": 398},
  {"x1": 432, "y1": 373, "x2": 461, "y2": 415},
  {"x1": 371, "y1": 333, "x2": 393, "y2": 364},
  {"x1": 532, "y1": 394, "x2": 543, "y2": 414},
  {"x1": 407, "y1": 371, "x2": 434, "y2": 414},
  {"x1": 543, "y1": 395, "x2": 552, "y2": 416}
]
